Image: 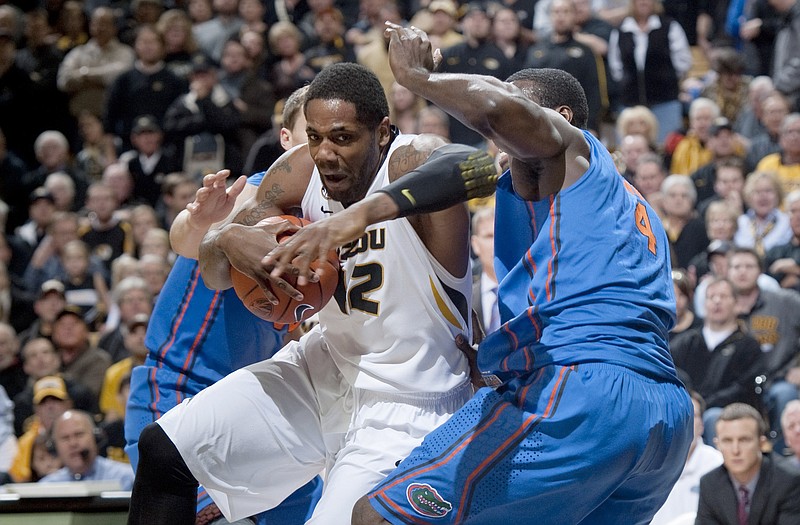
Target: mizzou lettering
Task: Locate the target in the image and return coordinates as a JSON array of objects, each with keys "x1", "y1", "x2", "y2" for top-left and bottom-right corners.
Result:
[{"x1": 340, "y1": 228, "x2": 386, "y2": 261}]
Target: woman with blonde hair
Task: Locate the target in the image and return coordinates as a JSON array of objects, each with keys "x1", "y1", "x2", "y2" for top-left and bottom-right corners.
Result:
[
  {"x1": 734, "y1": 170, "x2": 793, "y2": 256},
  {"x1": 616, "y1": 105, "x2": 659, "y2": 148},
  {"x1": 156, "y1": 9, "x2": 198, "y2": 80}
]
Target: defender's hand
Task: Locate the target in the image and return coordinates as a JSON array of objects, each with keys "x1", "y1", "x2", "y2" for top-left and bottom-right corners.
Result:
[
  {"x1": 385, "y1": 22, "x2": 441, "y2": 84},
  {"x1": 186, "y1": 170, "x2": 246, "y2": 230}
]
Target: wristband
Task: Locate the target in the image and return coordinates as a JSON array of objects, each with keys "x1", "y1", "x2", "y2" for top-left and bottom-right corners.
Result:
[{"x1": 377, "y1": 144, "x2": 498, "y2": 218}]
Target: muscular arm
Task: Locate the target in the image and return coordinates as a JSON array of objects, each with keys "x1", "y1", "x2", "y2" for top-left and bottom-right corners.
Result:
[
  {"x1": 198, "y1": 145, "x2": 316, "y2": 291},
  {"x1": 385, "y1": 23, "x2": 588, "y2": 196}
]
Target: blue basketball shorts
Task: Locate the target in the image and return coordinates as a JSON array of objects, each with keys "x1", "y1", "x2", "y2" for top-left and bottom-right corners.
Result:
[{"x1": 368, "y1": 363, "x2": 693, "y2": 525}]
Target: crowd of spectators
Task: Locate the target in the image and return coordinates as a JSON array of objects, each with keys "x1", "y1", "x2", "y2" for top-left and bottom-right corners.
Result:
[{"x1": 0, "y1": 0, "x2": 799, "y2": 521}]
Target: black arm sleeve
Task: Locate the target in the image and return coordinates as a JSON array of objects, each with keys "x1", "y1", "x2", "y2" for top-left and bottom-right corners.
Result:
[{"x1": 376, "y1": 144, "x2": 498, "y2": 218}]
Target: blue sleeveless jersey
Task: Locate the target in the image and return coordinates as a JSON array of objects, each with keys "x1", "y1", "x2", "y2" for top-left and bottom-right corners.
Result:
[{"x1": 480, "y1": 131, "x2": 679, "y2": 382}]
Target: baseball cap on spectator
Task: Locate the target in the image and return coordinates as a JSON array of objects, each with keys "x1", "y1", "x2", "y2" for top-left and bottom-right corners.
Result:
[
  {"x1": 461, "y1": 2, "x2": 489, "y2": 18},
  {"x1": 132, "y1": 114, "x2": 161, "y2": 134},
  {"x1": 127, "y1": 313, "x2": 150, "y2": 332},
  {"x1": 29, "y1": 186, "x2": 55, "y2": 205},
  {"x1": 55, "y1": 304, "x2": 87, "y2": 324},
  {"x1": 709, "y1": 118, "x2": 733, "y2": 136},
  {"x1": 33, "y1": 375, "x2": 70, "y2": 404},
  {"x1": 39, "y1": 279, "x2": 66, "y2": 300},
  {"x1": 707, "y1": 239, "x2": 733, "y2": 256},
  {"x1": 429, "y1": 0, "x2": 458, "y2": 17},
  {"x1": 190, "y1": 53, "x2": 217, "y2": 73}
]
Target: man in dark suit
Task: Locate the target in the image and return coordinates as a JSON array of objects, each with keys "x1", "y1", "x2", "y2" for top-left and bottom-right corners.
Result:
[
  {"x1": 470, "y1": 205, "x2": 499, "y2": 336},
  {"x1": 696, "y1": 403, "x2": 800, "y2": 524}
]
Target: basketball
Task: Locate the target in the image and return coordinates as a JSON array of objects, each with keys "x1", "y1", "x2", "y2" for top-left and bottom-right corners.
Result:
[{"x1": 229, "y1": 215, "x2": 340, "y2": 325}]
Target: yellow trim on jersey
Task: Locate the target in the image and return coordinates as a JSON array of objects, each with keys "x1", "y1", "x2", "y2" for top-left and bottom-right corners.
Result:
[{"x1": 429, "y1": 276, "x2": 462, "y2": 329}]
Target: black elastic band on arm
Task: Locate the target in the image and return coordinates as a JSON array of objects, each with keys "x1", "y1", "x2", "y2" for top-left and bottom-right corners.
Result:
[{"x1": 377, "y1": 144, "x2": 498, "y2": 218}]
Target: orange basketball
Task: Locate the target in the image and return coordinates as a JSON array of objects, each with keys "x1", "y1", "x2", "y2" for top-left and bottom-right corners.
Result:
[{"x1": 230, "y1": 215, "x2": 340, "y2": 324}]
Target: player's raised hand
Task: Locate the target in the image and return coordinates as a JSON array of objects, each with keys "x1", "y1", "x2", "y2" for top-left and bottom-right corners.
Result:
[
  {"x1": 385, "y1": 22, "x2": 441, "y2": 84},
  {"x1": 186, "y1": 170, "x2": 247, "y2": 230}
]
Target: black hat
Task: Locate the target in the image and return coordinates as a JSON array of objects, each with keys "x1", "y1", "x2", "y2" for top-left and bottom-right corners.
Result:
[
  {"x1": 29, "y1": 186, "x2": 55, "y2": 205},
  {"x1": 132, "y1": 114, "x2": 161, "y2": 134},
  {"x1": 461, "y1": 2, "x2": 489, "y2": 18},
  {"x1": 190, "y1": 53, "x2": 216, "y2": 73},
  {"x1": 709, "y1": 117, "x2": 733, "y2": 136},
  {"x1": 55, "y1": 304, "x2": 87, "y2": 324}
]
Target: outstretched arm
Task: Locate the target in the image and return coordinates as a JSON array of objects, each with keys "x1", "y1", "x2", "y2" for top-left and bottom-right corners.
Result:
[{"x1": 169, "y1": 170, "x2": 250, "y2": 260}]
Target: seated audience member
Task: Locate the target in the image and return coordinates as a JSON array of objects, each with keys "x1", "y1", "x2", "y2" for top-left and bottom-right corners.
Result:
[
  {"x1": 733, "y1": 76, "x2": 773, "y2": 141},
  {"x1": 728, "y1": 247, "x2": 800, "y2": 451},
  {"x1": 700, "y1": 48, "x2": 750, "y2": 125},
  {"x1": 155, "y1": 173, "x2": 199, "y2": 231},
  {"x1": 0, "y1": 322, "x2": 25, "y2": 401},
  {"x1": 695, "y1": 157, "x2": 746, "y2": 219},
  {"x1": 670, "y1": 277, "x2": 765, "y2": 444},
  {"x1": 670, "y1": 268, "x2": 702, "y2": 342},
  {"x1": 75, "y1": 111, "x2": 117, "y2": 183},
  {"x1": 18, "y1": 280, "x2": 66, "y2": 348},
  {"x1": 415, "y1": 105, "x2": 450, "y2": 140},
  {"x1": 0, "y1": 384, "x2": 16, "y2": 474},
  {"x1": 650, "y1": 391, "x2": 723, "y2": 525},
  {"x1": 688, "y1": 203, "x2": 739, "y2": 284},
  {"x1": 100, "y1": 372, "x2": 131, "y2": 464},
  {"x1": 781, "y1": 400, "x2": 800, "y2": 467},
  {"x1": 39, "y1": 410, "x2": 133, "y2": 489},
  {"x1": 137, "y1": 253, "x2": 170, "y2": 300},
  {"x1": 29, "y1": 433, "x2": 62, "y2": 481},
  {"x1": 765, "y1": 190, "x2": 800, "y2": 291},
  {"x1": 100, "y1": 163, "x2": 139, "y2": 214},
  {"x1": 60, "y1": 240, "x2": 110, "y2": 329},
  {"x1": 13, "y1": 337, "x2": 97, "y2": 437},
  {"x1": 617, "y1": 133, "x2": 652, "y2": 185},
  {"x1": 120, "y1": 116, "x2": 182, "y2": 208},
  {"x1": 632, "y1": 152, "x2": 666, "y2": 216},
  {"x1": 23, "y1": 212, "x2": 107, "y2": 296},
  {"x1": 52, "y1": 305, "x2": 112, "y2": 398},
  {"x1": 745, "y1": 92, "x2": 791, "y2": 172},
  {"x1": 128, "y1": 204, "x2": 159, "y2": 258},
  {"x1": 734, "y1": 171, "x2": 793, "y2": 257},
  {"x1": 98, "y1": 277, "x2": 152, "y2": 362},
  {"x1": 78, "y1": 182, "x2": 136, "y2": 274},
  {"x1": 43, "y1": 171, "x2": 77, "y2": 212},
  {"x1": 755, "y1": 113, "x2": 800, "y2": 197},
  {"x1": 661, "y1": 174, "x2": 710, "y2": 269},
  {"x1": 690, "y1": 118, "x2": 747, "y2": 205},
  {"x1": 670, "y1": 98, "x2": 720, "y2": 176},
  {"x1": 696, "y1": 403, "x2": 800, "y2": 524},
  {"x1": 8, "y1": 376, "x2": 72, "y2": 482},
  {"x1": 614, "y1": 104, "x2": 659, "y2": 151},
  {"x1": 15, "y1": 187, "x2": 56, "y2": 250},
  {"x1": 139, "y1": 228, "x2": 173, "y2": 263},
  {"x1": 99, "y1": 314, "x2": 149, "y2": 423}
]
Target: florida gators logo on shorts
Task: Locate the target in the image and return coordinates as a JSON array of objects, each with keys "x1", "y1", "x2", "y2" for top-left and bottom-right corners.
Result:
[{"x1": 406, "y1": 483, "x2": 452, "y2": 518}]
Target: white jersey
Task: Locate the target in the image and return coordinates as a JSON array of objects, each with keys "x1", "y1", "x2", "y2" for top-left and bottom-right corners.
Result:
[{"x1": 301, "y1": 133, "x2": 472, "y2": 393}]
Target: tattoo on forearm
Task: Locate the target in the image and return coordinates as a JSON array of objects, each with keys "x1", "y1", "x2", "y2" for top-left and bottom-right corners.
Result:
[
  {"x1": 240, "y1": 184, "x2": 285, "y2": 225},
  {"x1": 389, "y1": 146, "x2": 429, "y2": 178}
]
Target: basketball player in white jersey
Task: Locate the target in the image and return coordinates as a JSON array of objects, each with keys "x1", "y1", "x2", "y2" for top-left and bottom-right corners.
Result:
[{"x1": 127, "y1": 63, "x2": 497, "y2": 525}]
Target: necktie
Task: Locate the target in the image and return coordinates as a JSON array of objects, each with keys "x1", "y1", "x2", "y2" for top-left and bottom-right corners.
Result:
[
  {"x1": 487, "y1": 286, "x2": 500, "y2": 333},
  {"x1": 738, "y1": 485, "x2": 750, "y2": 525}
]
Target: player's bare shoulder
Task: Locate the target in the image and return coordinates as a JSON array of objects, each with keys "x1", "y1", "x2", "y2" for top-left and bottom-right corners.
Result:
[
  {"x1": 244, "y1": 144, "x2": 316, "y2": 225},
  {"x1": 387, "y1": 133, "x2": 448, "y2": 182}
]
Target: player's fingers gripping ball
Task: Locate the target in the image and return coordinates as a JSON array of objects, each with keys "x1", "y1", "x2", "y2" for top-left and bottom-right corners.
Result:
[{"x1": 230, "y1": 215, "x2": 340, "y2": 324}]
